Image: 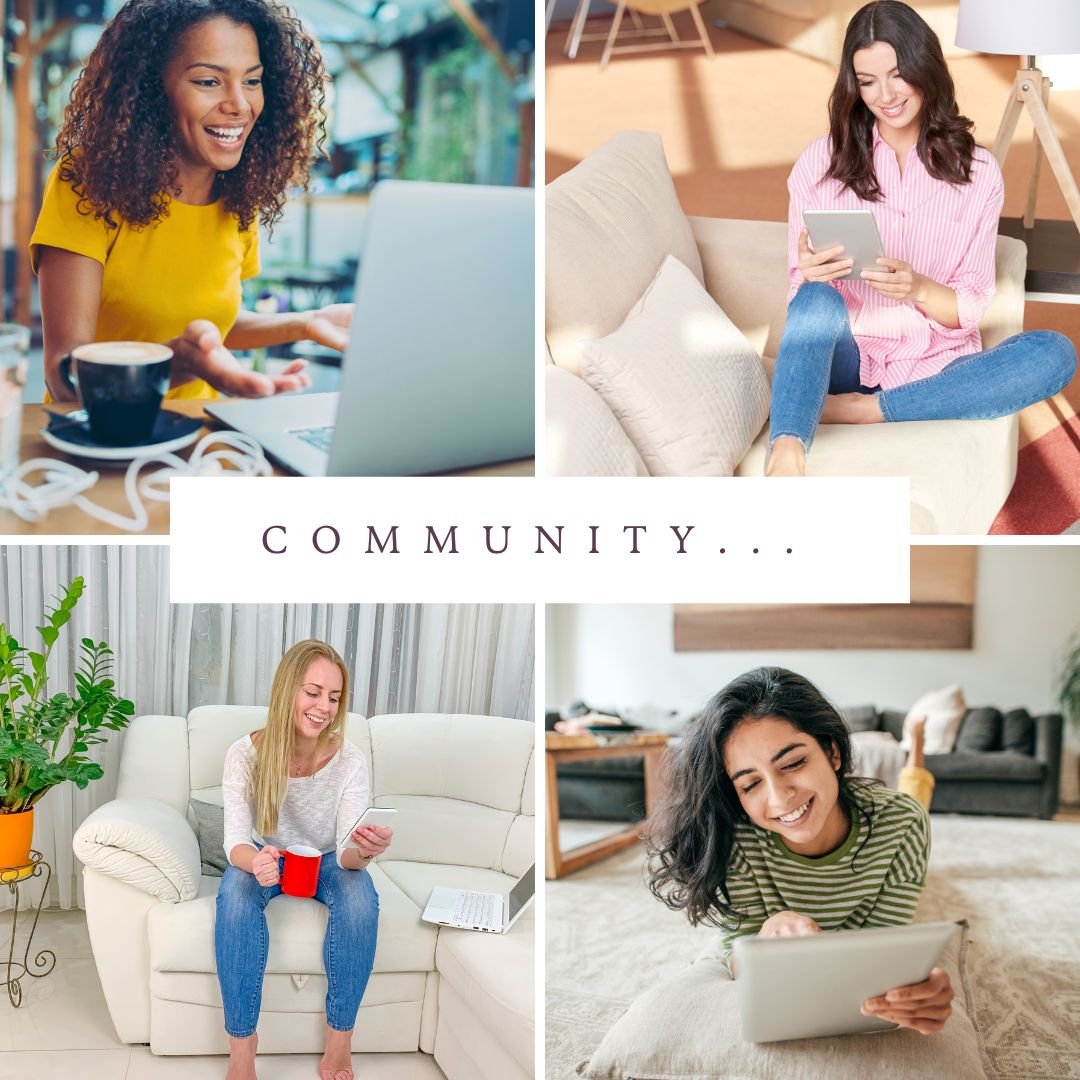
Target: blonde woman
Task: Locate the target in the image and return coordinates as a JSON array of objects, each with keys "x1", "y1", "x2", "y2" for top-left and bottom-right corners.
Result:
[{"x1": 216, "y1": 640, "x2": 391, "y2": 1080}]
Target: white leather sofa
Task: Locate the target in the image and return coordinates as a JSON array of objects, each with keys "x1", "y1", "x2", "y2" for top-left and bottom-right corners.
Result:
[
  {"x1": 545, "y1": 130, "x2": 1027, "y2": 535},
  {"x1": 72, "y1": 707, "x2": 535, "y2": 1079}
]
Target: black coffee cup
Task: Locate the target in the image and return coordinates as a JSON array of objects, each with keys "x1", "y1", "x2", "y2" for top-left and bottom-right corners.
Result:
[{"x1": 60, "y1": 342, "x2": 172, "y2": 446}]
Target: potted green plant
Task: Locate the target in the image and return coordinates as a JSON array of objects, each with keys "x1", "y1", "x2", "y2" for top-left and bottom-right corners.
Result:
[{"x1": 0, "y1": 577, "x2": 134, "y2": 870}]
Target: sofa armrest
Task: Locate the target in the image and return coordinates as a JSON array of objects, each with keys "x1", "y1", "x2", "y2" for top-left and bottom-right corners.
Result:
[
  {"x1": 980, "y1": 236, "x2": 1027, "y2": 350},
  {"x1": 1034, "y1": 713, "x2": 1064, "y2": 819},
  {"x1": 687, "y1": 215, "x2": 789, "y2": 360},
  {"x1": 73, "y1": 797, "x2": 201, "y2": 902},
  {"x1": 115, "y1": 714, "x2": 190, "y2": 813}
]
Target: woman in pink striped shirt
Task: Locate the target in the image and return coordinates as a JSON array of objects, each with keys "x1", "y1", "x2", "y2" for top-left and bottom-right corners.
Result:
[{"x1": 767, "y1": 0, "x2": 1076, "y2": 476}]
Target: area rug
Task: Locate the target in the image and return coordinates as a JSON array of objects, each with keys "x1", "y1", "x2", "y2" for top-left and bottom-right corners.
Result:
[{"x1": 545, "y1": 815, "x2": 1080, "y2": 1079}]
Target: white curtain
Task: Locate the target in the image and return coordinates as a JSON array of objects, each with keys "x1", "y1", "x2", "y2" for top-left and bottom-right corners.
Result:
[{"x1": 0, "y1": 545, "x2": 534, "y2": 909}]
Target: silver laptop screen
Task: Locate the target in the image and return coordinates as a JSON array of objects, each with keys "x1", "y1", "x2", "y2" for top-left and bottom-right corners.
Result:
[{"x1": 508, "y1": 864, "x2": 534, "y2": 921}]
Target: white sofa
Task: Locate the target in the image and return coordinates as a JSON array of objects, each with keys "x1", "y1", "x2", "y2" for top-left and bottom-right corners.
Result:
[
  {"x1": 72, "y1": 707, "x2": 535, "y2": 1079},
  {"x1": 545, "y1": 130, "x2": 1028, "y2": 535}
]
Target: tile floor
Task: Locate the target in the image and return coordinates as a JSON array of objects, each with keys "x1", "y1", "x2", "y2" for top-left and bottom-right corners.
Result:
[{"x1": 0, "y1": 910, "x2": 445, "y2": 1080}]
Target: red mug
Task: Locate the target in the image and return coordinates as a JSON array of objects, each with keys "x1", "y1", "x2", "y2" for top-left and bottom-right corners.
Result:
[{"x1": 281, "y1": 845, "x2": 321, "y2": 897}]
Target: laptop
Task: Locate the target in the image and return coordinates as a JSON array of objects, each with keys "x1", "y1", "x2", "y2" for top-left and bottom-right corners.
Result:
[
  {"x1": 732, "y1": 920, "x2": 959, "y2": 1042},
  {"x1": 205, "y1": 179, "x2": 534, "y2": 475},
  {"x1": 422, "y1": 865, "x2": 534, "y2": 934}
]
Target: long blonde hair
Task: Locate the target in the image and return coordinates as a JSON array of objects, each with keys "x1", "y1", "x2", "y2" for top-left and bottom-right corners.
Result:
[{"x1": 250, "y1": 639, "x2": 350, "y2": 837}]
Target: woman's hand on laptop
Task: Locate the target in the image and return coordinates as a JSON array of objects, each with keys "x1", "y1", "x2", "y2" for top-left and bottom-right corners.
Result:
[
  {"x1": 351, "y1": 823, "x2": 393, "y2": 859},
  {"x1": 861, "y1": 966, "x2": 953, "y2": 1034},
  {"x1": 758, "y1": 910, "x2": 821, "y2": 938},
  {"x1": 168, "y1": 320, "x2": 311, "y2": 397},
  {"x1": 303, "y1": 303, "x2": 355, "y2": 353}
]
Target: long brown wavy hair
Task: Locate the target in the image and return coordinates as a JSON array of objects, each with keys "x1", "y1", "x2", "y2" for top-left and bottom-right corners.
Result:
[
  {"x1": 646, "y1": 667, "x2": 878, "y2": 929},
  {"x1": 824, "y1": 0, "x2": 976, "y2": 202},
  {"x1": 54, "y1": 0, "x2": 327, "y2": 231}
]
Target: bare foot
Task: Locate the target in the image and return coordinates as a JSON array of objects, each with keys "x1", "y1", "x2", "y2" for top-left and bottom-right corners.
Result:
[
  {"x1": 225, "y1": 1034, "x2": 258, "y2": 1080},
  {"x1": 764, "y1": 436, "x2": 806, "y2": 477},
  {"x1": 820, "y1": 392, "x2": 884, "y2": 424},
  {"x1": 319, "y1": 1026, "x2": 354, "y2": 1080},
  {"x1": 905, "y1": 714, "x2": 927, "y2": 770}
]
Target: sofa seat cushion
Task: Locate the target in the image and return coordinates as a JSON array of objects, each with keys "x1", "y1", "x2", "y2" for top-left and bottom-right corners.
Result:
[
  {"x1": 546, "y1": 130, "x2": 703, "y2": 375},
  {"x1": 436, "y1": 913, "x2": 534, "y2": 1074},
  {"x1": 926, "y1": 752, "x2": 1043, "y2": 783},
  {"x1": 148, "y1": 864, "x2": 435, "y2": 976},
  {"x1": 378, "y1": 859, "x2": 519, "y2": 913},
  {"x1": 736, "y1": 415, "x2": 1017, "y2": 535}
]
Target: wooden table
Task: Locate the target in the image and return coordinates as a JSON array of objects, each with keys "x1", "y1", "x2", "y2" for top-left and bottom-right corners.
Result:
[
  {"x1": 0, "y1": 401, "x2": 534, "y2": 535},
  {"x1": 545, "y1": 731, "x2": 670, "y2": 879}
]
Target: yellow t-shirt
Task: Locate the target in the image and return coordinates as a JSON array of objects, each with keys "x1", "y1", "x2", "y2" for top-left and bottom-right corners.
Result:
[{"x1": 30, "y1": 163, "x2": 261, "y2": 400}]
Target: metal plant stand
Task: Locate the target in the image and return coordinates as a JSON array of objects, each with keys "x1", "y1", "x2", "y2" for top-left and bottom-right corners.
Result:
[{"x1": 1, "y1": 851, "x2": 55, "y2": 1006}]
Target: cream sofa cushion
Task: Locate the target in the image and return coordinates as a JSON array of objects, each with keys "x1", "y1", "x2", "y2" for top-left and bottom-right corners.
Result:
[
  {"x1": 148, "y1": 863, "x2": 435, "y2": 975},
  {"x1": 74, "y1": 798, "x2": 202, "y2": 903},
  {"x1": 580, "y1": 928, "x2": 981, "y2": 1079},
  {"x1": 546, "y1": 130, "x2": 703, "y2": 375},
  {"x1": 379, "y1": 860, "x2": 517, "y2": 911},
  {"x1": 437, "y1": 917, "x2": 535, "y2": 1076},
  {"x1": 903, "y1": 685, "x2": 968, "y2": 755},
  {"x1": 580, "y1": 255, "x2": 771, "y2": 476},
  {"x1": 545, "y1": 365, "x2": 648, "y2": 476}
]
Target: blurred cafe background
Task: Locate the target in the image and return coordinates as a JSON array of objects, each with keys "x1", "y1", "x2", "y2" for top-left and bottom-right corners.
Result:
[{"x1": 0, "y1": 0, "x2": 535, "y2": 398}]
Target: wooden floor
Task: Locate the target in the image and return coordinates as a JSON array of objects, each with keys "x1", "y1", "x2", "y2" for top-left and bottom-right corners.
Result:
[{"x1": 546, "y1": 13, "x2": 1080, "y2": 451}]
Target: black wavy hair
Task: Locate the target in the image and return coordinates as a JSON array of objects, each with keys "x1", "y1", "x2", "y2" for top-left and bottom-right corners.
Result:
[
  {"x1": 646, "y1": 667, "x2": 878, "y2": 928},
  {"x1": 55, "y1": 0, "x2": 327, "y2": 231}
]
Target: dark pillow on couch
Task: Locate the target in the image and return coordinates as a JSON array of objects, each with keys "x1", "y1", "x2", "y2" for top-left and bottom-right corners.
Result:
[
  {"x1": 880, "y1": 709, "x2": 906, "y2": 742},
  {"x1": 1002, "y1": 709, "x2": 1035, "y2": 755},
  {"x1": 841, "y1": 705, "x2": 880, "y2": 732},
  {"x1": 189, "y1": 798, "x2": 227, "y2": 877},
  {"x1": 955, "y1": 707, "x2": 1002, "y2": 753}
]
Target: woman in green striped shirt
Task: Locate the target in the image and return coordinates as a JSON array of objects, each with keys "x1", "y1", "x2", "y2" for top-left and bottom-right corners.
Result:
[{"x1": 647, "y1": 667, "x2": 953, "y2": 1035}]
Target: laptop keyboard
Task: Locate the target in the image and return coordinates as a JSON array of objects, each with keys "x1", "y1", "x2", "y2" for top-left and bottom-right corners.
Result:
[
  {"x1": 452, "y1": 891, "x2": 500, "y2": 929},
  {"x1": 292, "y1": 425, "x2": 334, "y2": 453}
]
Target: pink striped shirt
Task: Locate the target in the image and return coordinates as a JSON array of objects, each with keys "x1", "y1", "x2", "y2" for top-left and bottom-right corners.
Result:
[{"x1": 786, "y1": 125, "x2": 1004, "y2": 390}]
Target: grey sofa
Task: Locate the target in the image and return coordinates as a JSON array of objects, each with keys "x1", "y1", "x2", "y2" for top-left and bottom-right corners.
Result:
[
  {"x1": 552, "y1": 706, "x2": 1064, "y2": 822},
  {"x1": 843, "y1": 705, "x2": 1063, "y2": 820}
]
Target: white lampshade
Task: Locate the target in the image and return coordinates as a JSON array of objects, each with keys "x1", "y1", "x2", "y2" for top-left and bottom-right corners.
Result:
[{"x1": 956, "y1": 0, "x2": 1080, "y2": 56}]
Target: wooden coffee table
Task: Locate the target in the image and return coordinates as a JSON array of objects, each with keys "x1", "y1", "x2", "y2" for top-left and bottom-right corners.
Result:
[{"x1": 545, "y1": 730, "x2": 670, "y2": 879}]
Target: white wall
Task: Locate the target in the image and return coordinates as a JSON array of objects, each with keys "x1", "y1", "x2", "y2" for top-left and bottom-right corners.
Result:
[{"x1": 547, "y1": 546, "x2": 1080, "y2": 719}]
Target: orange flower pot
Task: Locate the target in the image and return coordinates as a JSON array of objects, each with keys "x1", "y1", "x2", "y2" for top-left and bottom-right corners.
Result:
[{"x1": 0, "y1": 808, "x2": 34, "y2": 873}]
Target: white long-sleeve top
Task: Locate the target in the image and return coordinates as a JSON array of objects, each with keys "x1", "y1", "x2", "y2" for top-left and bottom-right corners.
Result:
[{"x1": 221, "y1": 734, "x2": 369, "y2": 870}]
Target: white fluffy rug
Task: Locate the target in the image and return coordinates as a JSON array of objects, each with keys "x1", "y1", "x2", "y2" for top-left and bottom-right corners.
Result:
[{"x1": 545, "y1": 815, "x2": 1080, "y2": 1080}]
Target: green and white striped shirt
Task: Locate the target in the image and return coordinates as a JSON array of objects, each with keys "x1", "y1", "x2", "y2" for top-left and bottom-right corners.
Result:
[{"x1": 718, "y1": 784, "x2": 930, "y2": 962}]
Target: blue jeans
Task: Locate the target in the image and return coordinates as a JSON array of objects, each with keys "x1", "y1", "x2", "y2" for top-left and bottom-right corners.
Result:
[
  {"x1": 769, "y1": 282, "x2": 1077, "y2": 451},
  {"x1": 214, "y1": 852, "x2": 379, "y2": 1037}
]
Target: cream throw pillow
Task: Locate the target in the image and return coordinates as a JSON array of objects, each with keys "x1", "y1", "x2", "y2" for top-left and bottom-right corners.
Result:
[
  {"x1": 544, "y1": 365, "x2": 649, "y2": 476},
  {"x1": 903, "y1": 685, "x2": 967, "y2": 754},
  {"x1": 580, "y1": 926, "x2": 982, "y2": 1080},
  {"x1": 578, "y1": 254, "x2": 771, "y2": 476}
]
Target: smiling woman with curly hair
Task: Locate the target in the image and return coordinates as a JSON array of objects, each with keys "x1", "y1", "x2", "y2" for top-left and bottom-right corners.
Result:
[{"x1": 30, "y1": 0, "x2": 355, "y2": 406}]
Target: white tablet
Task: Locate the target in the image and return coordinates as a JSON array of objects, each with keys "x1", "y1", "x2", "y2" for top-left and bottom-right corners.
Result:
[
  {"x1": 803, "y1": 209, "x2": 886, "y2": 277},
  {"x1": 733, "y1": 920, "x2": 960, "y2": 1043}
]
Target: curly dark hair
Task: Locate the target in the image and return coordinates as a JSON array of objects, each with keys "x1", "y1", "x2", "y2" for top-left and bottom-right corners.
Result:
[
  {"x1": 646, "y1": 667, "x2": 879, "y2": 929},
  {"x1": 824, "y1": 0, "x2": 976, "y2": 202},
  {"x1": 54, "y1": 0, "x2": 327, "y2": 231}
]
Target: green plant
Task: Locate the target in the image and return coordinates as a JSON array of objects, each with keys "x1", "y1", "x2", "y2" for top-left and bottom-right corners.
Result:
[
  {"x1": 1060, "y1": 632, "x2": 1080, "y2": 737},
  {"x1": 0, "y1": 578, "x2": 134, "y2": 814}
]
